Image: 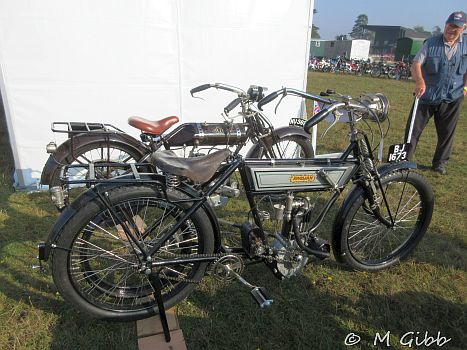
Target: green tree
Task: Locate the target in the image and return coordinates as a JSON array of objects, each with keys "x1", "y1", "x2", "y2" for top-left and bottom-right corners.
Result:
[
  {"x1": 349, "y1": 14, "x2": 369, "y2": 39},
  {"x1": 335, "y1": 34, "x2": 348, "y2": 40},
  {"x1": 311, "y1": 8, "x2": 320, "y2": 39},
  {"x1": 432, "y1": 25, "x2": 442, "y2": 36},
  {"x1": 413, "y1": 25, "x2": 431, "y2": 37}
]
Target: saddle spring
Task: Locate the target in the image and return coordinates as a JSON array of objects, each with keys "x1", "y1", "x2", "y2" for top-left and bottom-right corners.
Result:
[{"x1": 166, "y1": 174, "x2": 181, "y2": 187}]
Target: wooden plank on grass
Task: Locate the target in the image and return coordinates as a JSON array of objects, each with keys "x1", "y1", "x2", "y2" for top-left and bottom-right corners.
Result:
[{"x1": 137, "y1": 308, "x2": 187, "y2": 350}]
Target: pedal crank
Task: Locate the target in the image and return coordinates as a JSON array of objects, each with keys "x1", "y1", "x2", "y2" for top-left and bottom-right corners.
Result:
[{"x1": 213, "y1": 255, "x2": 273, "y2": 308}]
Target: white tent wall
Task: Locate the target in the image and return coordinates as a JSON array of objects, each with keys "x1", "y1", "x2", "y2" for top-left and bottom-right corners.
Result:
[{"x1": 0, "y1": 0, "x2": 314, "y2": 189}]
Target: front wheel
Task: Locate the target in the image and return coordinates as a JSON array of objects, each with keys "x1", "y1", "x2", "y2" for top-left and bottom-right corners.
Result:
[
  {"x1": 252, "y1": 135, "x2": 314, "y2": 159},
  {"x1": 335, "y1": 171, "x2": 434, "y2": 271},
  {"x1": 50, "y1": 185, "x2": 215, "y2": 321}
]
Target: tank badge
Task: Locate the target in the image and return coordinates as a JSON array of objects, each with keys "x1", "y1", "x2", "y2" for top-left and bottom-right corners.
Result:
[{"x1": 290, "y1": 174, "x2": 316, "y2": 183}]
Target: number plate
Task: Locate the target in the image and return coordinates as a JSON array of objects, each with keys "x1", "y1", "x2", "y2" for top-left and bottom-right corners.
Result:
[
  {"x1": 289, "y1": 118, "x2": 306, "y2": 127},
  {"x1": 387, "y1": 143, "x2": 411, "y2": 163}
]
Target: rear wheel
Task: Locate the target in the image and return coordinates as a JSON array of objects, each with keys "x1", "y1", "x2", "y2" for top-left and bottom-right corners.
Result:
[
  {"x1": 336, "y1": 171, "x2": 433, "y2": 271},
  {"x1": 50, "y1": 141, "x2": 146, "y2": 187},
  {"x1": 51, "y1": 185, "x2": 214, "y2": 321}
]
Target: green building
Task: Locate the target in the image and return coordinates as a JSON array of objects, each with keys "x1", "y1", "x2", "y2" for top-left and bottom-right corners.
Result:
[
  {"x1": 394, "y1": 37, "x2": 424, "y2": 61},
  {"x1": 309, "y1": 39, "x2": 325, "y2": 58}
]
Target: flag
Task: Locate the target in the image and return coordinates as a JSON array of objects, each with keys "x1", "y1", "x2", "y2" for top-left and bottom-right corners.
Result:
[{"x1": 313, "y1": 101, "x2": 321, "y2": 115}]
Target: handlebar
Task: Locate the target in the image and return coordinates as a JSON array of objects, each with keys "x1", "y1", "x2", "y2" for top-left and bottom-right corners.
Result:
[
  {"x1": 258, "y1": 87, "x2": 380, "y2": 134},
  {"x1": 303, "y1": 103, "x2": 345, "y2": 133},
  {"x1": 256, "y1": 91, "x2": 281, "y2": 110},
  {"x1": 190, "y1": 83, "x2": 246, "y2": 97},
  {"x1": 224, "y1": 97, "x2": 242, "y2": 114},
  {"x1": 257, "y1": 88, "x2": 334, "y2": 111}
]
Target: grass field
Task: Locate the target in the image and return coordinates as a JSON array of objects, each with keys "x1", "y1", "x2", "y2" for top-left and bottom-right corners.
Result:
[{"x1": 0, "y1": 72, "x2": 466, "y2": 350}]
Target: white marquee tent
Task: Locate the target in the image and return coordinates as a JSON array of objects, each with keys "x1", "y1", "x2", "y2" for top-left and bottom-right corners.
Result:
[{"x1": 0, "y1": 0, "x2": 314, "y2": 188}]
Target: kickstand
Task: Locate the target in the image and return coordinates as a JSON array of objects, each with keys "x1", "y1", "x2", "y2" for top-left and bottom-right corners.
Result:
[{"x1": 148, "y1": 272, "x2": 171, "y2": 343}]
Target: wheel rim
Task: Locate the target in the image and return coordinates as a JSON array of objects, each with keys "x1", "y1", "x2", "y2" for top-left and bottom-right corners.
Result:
[
  {"x1": 68, "y1": 197, "x2": 203, "y2": 312},
  {"x1": 67, "y1": 146, "x2": 139, "y2": 183},
  {"x1": 347, "y1": 179, "x2": 424, "y2": 265},
  {"x1": 264, "y1": 138, "x2": 310, "y2": 158}
]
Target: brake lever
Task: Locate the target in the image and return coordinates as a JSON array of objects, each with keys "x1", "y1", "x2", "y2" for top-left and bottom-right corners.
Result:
[
  {"x1": 321, "y1": 109, "x2": 342, "y2": 138},
  {"x1": 274, "y1": 90, "x2": 287, "y2": 114}
]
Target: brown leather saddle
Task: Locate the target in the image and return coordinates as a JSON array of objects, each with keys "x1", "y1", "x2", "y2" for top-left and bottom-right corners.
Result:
[
  {"x1": 150, "y1": 149, "x2": 231, "y2": 183},
  {"x1": 128, "y1": 116, "x2": 179, "y2": 135}
]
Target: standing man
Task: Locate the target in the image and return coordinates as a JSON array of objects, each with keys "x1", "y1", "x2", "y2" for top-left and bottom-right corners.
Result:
[{"x1": 406, "y1": 11, "x2": 467, "y2": 175}]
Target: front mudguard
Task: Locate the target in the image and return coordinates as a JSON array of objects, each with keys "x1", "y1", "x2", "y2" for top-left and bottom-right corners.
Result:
[
  {"x1": 40, "y1": 132, "x2": 148, "y2": 186},
  {"x1": 245, "y1": 125, "x2": 313, "y2": 158},
  {"x1": 40, "y1": 175, "x2": 222, "y2": 261},
  {"x1": 331, "y1": 162, "x2": 418, "y2": 263}
]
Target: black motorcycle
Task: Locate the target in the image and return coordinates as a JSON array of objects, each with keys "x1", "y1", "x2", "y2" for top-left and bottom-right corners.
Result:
[{"x1": 37, "y1": 88, "x2": 433, "y2": 324}]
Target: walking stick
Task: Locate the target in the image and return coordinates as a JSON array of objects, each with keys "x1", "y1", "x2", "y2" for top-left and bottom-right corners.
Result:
[
  {"x1": 406, "y1": 96, "x2": 419, "y2": 143},
  {"x1": 387, "y1": 96, "x2": 419, "y2": 163}
]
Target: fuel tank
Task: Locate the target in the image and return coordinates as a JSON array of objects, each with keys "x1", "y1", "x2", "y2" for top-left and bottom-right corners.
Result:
[{"x1": 165, "y1": 122, "x2": 248, "y2": 147}]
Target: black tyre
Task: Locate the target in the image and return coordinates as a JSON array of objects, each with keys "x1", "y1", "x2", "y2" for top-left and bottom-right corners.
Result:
[
  {"x1": 51, "y1": 185, "x2": 215, "y2": 321},
  {"x1": 50, "y1": 141, "x2": 146, "y2": 187},
  {"x1": 370, "y1": 67, "x2": 381, "y2": 78},
  {"x1": 335, "y1": 171, "x2": 434, "y2": 271},
  {"x1": 400, "y1": 69, "x2": 410, "y2": 80},
  {"x1": 387, "y1": 68, "x2": 397, "y2": 79},
  {"x1": 253, "y1": 135, "x2": 314, "y2": 159}
]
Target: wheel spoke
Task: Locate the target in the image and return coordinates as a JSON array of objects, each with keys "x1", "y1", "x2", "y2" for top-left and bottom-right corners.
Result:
[
  {"x1": 346, "y1": 175, "x2": 428, "y2": 267},
  {"x1": 65, "y1": 193, "x2": 206, "y2": 313}
]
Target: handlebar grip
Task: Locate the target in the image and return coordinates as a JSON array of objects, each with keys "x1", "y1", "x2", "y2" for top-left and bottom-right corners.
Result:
[
  {"x1": 224, "y1": 98, "x2": 242, "y2": 114},
  {"x1": 303, "y1": 109, "x2": 330, "y2": 134},
  {"x1": 190, "y1": 84, "x2": 212, "y2": 96},
  {"x1": 257, "y1": 91, "x2": 280, "y2": 111}
]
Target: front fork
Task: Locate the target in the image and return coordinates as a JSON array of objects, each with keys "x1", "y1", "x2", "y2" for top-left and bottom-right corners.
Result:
[
  {"x1": 356, "y1": 135, "x2": 395, "y2": 228},
  {"x1": 362, "y1": 174, "x2": 395, "y2": 228}
]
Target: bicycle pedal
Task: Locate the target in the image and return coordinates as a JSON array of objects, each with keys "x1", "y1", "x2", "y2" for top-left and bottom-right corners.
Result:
[
  {"x1": 250, "y1": 287, "x2": 273, "y2": 308},
  {"x1": 32, "y1": 264, "x2": 48, "y2": 274}
]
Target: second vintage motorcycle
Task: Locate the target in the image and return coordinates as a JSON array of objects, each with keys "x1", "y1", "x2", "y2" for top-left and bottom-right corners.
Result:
[{"x1": 42, "y1": 83, "x2": 314, "y2": 210}]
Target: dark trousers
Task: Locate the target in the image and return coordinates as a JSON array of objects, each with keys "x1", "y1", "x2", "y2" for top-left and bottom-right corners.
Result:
[{"x1": 405, "y1": 96, "x2": 463, "y2": 167}]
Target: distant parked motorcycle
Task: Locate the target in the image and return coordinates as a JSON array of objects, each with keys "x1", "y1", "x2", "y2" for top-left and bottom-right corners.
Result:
[{"x1": 370, "y1": 62, "x2": 391, "y2": 78}]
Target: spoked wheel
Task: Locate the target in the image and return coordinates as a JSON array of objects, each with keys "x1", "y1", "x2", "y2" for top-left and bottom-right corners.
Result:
[
  {"x1": 255, "y1": 135, "x2": 314, "y2": 159},
  {"x1": 370, "y1": 67, "x2": 381, "y2": 78},
  {"x1": 50, "y1": 141, "x2": 145, "y2": 187},
  {"x1": 336, "y1": 171, "x2": 434, "y2": 271},
  {"x1": 51, "y1": 185, "x2": 214, "y2": 321}
]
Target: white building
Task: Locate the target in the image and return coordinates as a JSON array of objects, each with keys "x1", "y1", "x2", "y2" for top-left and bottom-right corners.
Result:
[{"x1": 323, "y1": 39, "x2": 371, "y2": 60}]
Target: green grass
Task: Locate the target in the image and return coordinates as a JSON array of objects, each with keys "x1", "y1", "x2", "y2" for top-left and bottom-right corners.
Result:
[{"x1": 0, "y1": 72, "x2": 466, "y2": 349}]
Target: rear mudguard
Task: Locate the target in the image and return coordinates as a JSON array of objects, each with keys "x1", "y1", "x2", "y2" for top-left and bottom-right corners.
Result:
[
  {"x1": 245, "y1": 125, "x2": 314, "y2": 158},
  {"x1": 331, "y1": 162, "x2": 418, "y2": 263},
  {"x1": 41, "y1": 174, "x2": 221, "y2": 261},
  {"x1": 40, "y1": 132, "x2": 148, "y2": 185}
]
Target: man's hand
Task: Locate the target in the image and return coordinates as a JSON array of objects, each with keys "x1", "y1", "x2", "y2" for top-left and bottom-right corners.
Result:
[
  {"x1": 411, "y1": 62, "x2": 426, "y2": 98},
  {"x1": 414, "y1": 80, "x2": 426, "y2": 98}
]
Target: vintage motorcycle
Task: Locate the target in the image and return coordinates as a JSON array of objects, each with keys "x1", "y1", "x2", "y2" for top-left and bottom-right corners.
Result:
[
  {"x1": 42, "y1": 83, "x2": 313, "y2": 209},
  {"x1": 37, "y1": 87, "x2": 433, "y2": 323}
]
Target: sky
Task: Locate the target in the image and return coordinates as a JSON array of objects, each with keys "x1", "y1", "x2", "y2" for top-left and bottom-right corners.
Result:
[{"x1": 313, "y1": 0, "x2": 466, "y2": 40}]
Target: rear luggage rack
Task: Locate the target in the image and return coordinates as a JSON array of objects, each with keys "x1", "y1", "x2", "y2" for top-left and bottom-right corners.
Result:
[
  {"x1": 51, "y1": 122, "x2": 125, "y2": 137},
  {"x1": 60, "y1": 161, "x2": 158, "y2": 186}
]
